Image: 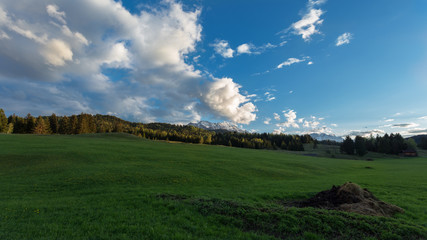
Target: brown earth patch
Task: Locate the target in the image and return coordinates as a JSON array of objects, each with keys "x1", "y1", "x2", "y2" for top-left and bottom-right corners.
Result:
[{"x1": 293, "y1": 182, "x2": 404, "y2": 217}]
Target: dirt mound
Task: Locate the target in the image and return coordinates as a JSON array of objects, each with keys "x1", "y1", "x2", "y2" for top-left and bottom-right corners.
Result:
[{"x1": 296, "y1": 182, "x2": 404, "y2": 217}]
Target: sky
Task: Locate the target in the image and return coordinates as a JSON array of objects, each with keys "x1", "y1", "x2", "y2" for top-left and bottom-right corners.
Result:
[{"x1": 0, "y1": 0, "x2": 426, "y2": 137}]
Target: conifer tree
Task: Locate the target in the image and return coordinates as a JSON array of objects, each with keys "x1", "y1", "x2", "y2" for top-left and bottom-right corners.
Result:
[
  {"x1": 58, "y1": 116, "x2": 69, "y2": 134},
  {"x1": 340, "y1": 136, "x2": 355, "y2": 155},
  {"x1": 0, "y1": 108, "x2": 7, "y2": 133},
  {"x1": 25, "y1": 113, "x2": 36, "y2": 134},
  {"x1": 33, "y1": 116, "x2": 49, "y2": 134},
  {"x1": 69, "y1": 115, "x2": 78, "y2": 134},
  {"x1": 49, "y1": 113, "x2": 59, "y2": 134},
  {"x1": 355, "y1": 136, "x2": 367, "y2": 156}
]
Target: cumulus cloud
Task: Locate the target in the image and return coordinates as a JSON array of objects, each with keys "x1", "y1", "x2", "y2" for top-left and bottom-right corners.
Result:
[
  {"x1": 277, "y1": 57, "x2": 308, "y2": 69},
  {"x1": 418, "y1": 116, "x2": 427, "y2": 120},
  {"x1": 384, "y1": 118, "x2": 394, "y2": 122},
  {"x1": 264, "y1": 118, "x2": 271, "y2": 125},
  {"x1": 201, "y1": 77, "x2": 257, "y2": 124},
  {"x1": 212, "y1": 40, "x2": 234, "y2": 58},
  {"x1": 0, "y1": 0, "x2": 256, "y2": 124},
  {"x1": 276, "y1": 109, "x2": 299, "y2": 128},
  {"x1": 273, "y1": 111, "x2": 332, "y2": 135},
  {"x1": 336, "y1": 32, "x2": 352, "y2": 46},
  {"x1": 303, "y1": 116, "x2": 320, "y2": 128},
  {"x1": 274, "y1": 113, "x2": 281, "y2": 121},
  {"x1": 331, "y1": 123, "x2": 338, "y2": 127},
  {"x1": 102, "y1": 42, "x2": 131, "y2": 68},
  {"x1": 41, "y1": 39, "x2": 73, "y2": 66},
  {"x1": 237, "y1": 43, "x2": 252, "y2": 54}
]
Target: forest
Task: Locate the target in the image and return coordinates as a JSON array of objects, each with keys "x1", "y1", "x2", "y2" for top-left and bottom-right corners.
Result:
[
  {"x1": 340, "y1": 134, "x2": 422, "y2": 156},
  {"x1": 0, "y1": 108, "x2": 312, "y2": 151}
]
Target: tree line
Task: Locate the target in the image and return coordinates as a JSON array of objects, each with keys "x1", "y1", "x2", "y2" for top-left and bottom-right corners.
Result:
[
  {"x1": 0, "y1": 108, "x2": 313, "y2": 151},
  {"x1": 340, "y1": 134, "x2": 418, "y2": 156}
]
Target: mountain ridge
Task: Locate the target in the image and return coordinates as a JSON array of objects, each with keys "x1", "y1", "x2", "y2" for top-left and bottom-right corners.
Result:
[{"x1": 188, "y1": 121, "x2": 246, "y2": 133}]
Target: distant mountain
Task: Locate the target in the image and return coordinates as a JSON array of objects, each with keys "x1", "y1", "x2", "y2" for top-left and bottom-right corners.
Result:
[
  {"x1": 188, "y1": 121, "x2": 246, "y2": 133},
  {"x1": 310, "y1": 133, "x2": 344, "y2": 142},
  {"x1": 408, "y1": 134, "x2": 427, "y2": 144}
]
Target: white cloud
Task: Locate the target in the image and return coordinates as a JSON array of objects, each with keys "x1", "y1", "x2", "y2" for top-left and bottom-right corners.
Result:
[
  {"x1": 303, "y1": 116, "x2": 320, "y2": 128},
  {"x1": 347, "y1": 129, "x2": 385, "y2": 138},
  {"x1": 307, "y1": 61, "x2": 313, "y2": 65},
  {"x1": 0, "y1": 1, "x2": 258, "y2": 124},
  {"x1": 212, "y1": 40, "x2": 234, "y2": 58},
  {"x1": 201, "y1": 77, "x2": 257, "y2": 124},
  {"x1": 418, "y1": 116, "x2": 427, "y2": 120},
  {"x1": 237, "y1": 43, "x2": 252, "y2": 54},
  {"x1": 46, "y1": 4, "x2": 67, "y2": 24},
  {"x1": 291, "y1": 8, "x2": 324, "y2": 41},
  {"x1": 264, "y1": 118, "x2": 271, "y2": 125},
  {"x1": 102, "y1": 42, "x2": 131, "y2": 68},
  {"x1": 276, "y1": 109, "x2": 300, "y2": 128},
  {"x1": 308, "y1": 0, "x2": 327, "y2": 8},
  {"x1": 384, "y1": 118, "x2": 394, "y2": 122},
  {"x1": 336, "y1": 32, "x2": 352, "y2": 46},
  {"x1": 331, "y1": 123, "x2": 338, "y2": 127},
  {"x1": 41, "y1": 39, "x2": 73, "y2": 66},
  {"x1": 274, "y1": 113, "x2": 281, "y2": 121},
  {"x1": 277, "y1": 57, "x2": 309, "y2": 69},
  {"x1": 273, "y1": 126, "x2": 285, "y2": 135},
  {"x1": 264, "y1": 91, "x2": 276, "y2": 102}
]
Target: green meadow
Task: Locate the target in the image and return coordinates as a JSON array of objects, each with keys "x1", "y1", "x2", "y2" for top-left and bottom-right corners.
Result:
[{"x1": 0, "y1": 134, "x2": 426, "y2": 239}]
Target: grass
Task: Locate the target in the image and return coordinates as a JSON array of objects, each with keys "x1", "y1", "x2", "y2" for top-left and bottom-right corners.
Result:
[{"x1": 0, "y1": 133, "x2": 426, "y2": 239}]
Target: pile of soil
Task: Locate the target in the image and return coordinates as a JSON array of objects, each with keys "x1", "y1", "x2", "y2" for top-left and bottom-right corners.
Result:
[{"x1": 296, "y1": 182, "x2": 404, "y2": 217}]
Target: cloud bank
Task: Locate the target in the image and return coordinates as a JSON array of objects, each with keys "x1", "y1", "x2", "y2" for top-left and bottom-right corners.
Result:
[{"x1": 0, "y1": 0, "x2": 256, "y2": 124}]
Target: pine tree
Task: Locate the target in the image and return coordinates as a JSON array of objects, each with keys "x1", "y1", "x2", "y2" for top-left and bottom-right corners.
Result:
[
  {"x1": 49, "y1": 113, "x2": 59, "y2": 134},
  {"x1": 0, "y1": 108, "x2": 7, "y2": 133},
  {"x1": 33, "y1": 116, "x2": 48, "y2": 134},
  {"x1": 25, "y1": 113, "x2": 36, "y2": 134},
  {"x1": 69, "y1": 115, "x2": 78, "y2": 134},
  {"x1": 340, "y1": 136, "x2": 355, "y2": 155},
  {"x1": 354, "y1": 136, "x2": 367, "y2": 156},
  {"x1": 58, "y1": 116, "x2": 69, "y2": 134}
]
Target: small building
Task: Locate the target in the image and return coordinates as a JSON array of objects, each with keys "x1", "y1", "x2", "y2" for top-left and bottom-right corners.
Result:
[{"x1": 400, "y1": 150, "x2": 418, "y2": 157}]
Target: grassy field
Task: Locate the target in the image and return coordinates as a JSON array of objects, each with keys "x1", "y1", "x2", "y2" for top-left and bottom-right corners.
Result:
[{"x1": 0, "y1": 134, "x2": 426, "y2": 239}]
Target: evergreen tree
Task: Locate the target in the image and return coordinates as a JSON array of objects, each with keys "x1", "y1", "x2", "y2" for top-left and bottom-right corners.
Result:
[
  {"x1": 354, "y1": 136, "x2": 367, "y2": 156},
  {"x1": 0, "y1": 108, "x2": 8, "y2": 133},
  {"x1": 25, "y1": 113, "x2": 36, "y2": 134},
  {"x1": 58, "y1": 116, "x2": 69, "y2": 134},
  {"x1": 6, "y1": 123, "x2": 14, "y2": 134},
  {"x1": 340, "y1": 136, "x2": 355, "y2": 155},
  {"x1": 69, "y1": 115, "x2": 78, "y2": 134},
  {"x1": 12, "y1": 116, "x2": 26, "y2": 134},
  {"x1": 33, "y1": 116, "x2": 49, "y2": 134},
  {"x1": 418, "y1": 137, "x2": 427, "y2": 150},
  {"x1": 49, "y1": 113, "x2": 59, "y2": 134}
]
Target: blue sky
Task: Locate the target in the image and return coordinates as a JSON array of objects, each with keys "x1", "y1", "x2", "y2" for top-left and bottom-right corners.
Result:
[{"x1": 0, "y1": 0, "x2": 426, "y2": 137}]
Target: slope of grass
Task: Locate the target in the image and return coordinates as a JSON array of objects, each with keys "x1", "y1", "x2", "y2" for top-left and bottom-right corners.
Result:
[{"x1": 0, "y1": 134, "x2": 426, "y2": 239}]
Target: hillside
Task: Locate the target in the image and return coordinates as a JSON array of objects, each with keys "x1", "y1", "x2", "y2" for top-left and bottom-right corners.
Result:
[{"x1": 0, "y1": 134, "x2": 426, "y2": 239}]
